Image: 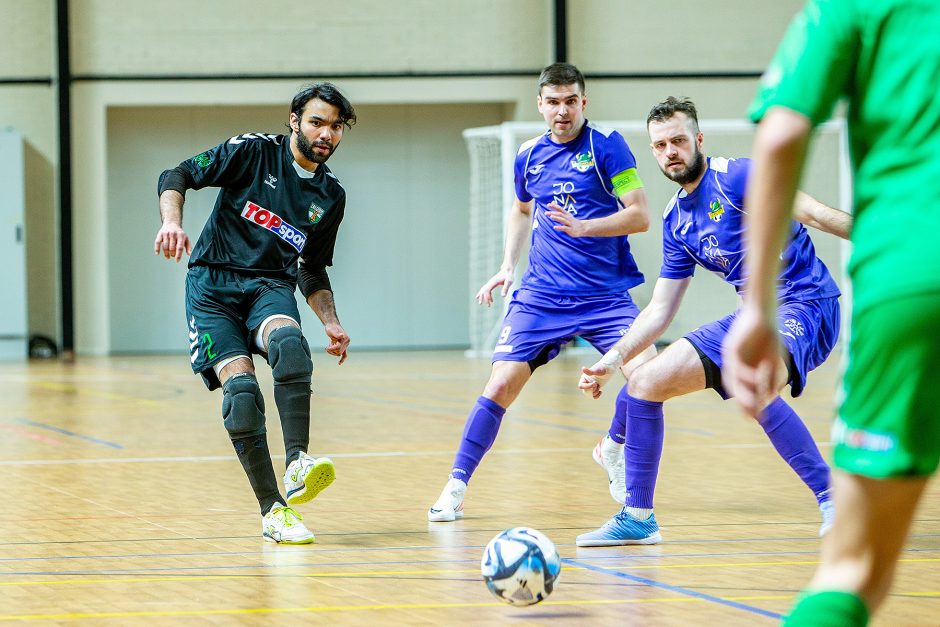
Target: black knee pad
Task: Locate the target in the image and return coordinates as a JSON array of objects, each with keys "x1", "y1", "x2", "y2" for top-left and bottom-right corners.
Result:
[
  {"x1": 221, "y1": 373, "x2": 266, "y2": 438},
  {"x1": 267, "y1": 326, "x2": 313, "y2": 385}
]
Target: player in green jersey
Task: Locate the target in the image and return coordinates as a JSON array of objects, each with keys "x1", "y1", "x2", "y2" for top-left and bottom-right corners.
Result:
[{"x1": 723, "y1": 1, "x2": 940, "y2": 625}]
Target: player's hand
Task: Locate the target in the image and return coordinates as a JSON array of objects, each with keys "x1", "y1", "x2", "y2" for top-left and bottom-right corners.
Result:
[
  {"x1": 722, "y1": 306, "x2": 780, "y2": 417},
  {"x1": 578, "y1": 349, "x2": 624, "y2": 399},
  {"x1": 475, "y1": 268, "x2": 514, "y2": 307},
  {"x1": 323, "y1": 322, "x2": 349, "y2": 366},
  {"x1": 154, "y1": 222, "x2": 191, "y2": 262},
  {"x1": 324, "y1": 322, "x2": 350, "y2": 365},
  {"x1": 546, "y1": 201, "x2": 588, "y2": 237}
]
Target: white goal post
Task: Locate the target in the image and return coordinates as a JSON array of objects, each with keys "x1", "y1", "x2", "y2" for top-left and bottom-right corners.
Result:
[{"x1": 463, "y1": 119, "x2": 851, "y2": 359}]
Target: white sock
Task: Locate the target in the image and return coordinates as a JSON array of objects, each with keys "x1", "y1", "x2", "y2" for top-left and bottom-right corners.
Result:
[{"x1": 626, "y1": 507, "x2": 653, "y2": 520}]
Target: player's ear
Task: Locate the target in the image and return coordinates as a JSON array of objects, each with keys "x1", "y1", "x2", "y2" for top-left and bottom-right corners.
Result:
[{"x1": 289, "y1": 112, "x2": 299, "y2": 133}]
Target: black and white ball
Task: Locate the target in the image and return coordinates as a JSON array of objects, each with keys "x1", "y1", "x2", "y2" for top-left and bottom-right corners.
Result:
[{"x1": 481, "y1": 527, "x2": 561, "y2": 606}]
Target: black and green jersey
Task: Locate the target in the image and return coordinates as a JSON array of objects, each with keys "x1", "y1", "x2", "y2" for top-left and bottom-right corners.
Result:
[{"x1": 180, "y1": 132, "x2": 345, "y2": 284}]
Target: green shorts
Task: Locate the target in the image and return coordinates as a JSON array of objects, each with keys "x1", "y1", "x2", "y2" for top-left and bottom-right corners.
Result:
[{"x1": 834, "y1": 291, "x2": 940, "y2": 477}]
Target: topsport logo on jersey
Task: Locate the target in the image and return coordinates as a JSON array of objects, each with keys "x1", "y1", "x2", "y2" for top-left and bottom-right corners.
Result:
[{"x1": 241, "y1": 201, "x2": 307, "y2": 252}]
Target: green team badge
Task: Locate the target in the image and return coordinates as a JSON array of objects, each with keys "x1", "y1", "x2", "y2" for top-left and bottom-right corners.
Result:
[
  {"x1": 193, "y1": 152, "x2": 214, "y2": 168},
  {"x1": 708, "y1": 199, "x2": 725, "y2": 222},
  {"x1": 570, "y1": 151, "x2": 594, "y2": 172},
  {"x1": 309, "y1": 202, "x2": 326, "y2": 224}
]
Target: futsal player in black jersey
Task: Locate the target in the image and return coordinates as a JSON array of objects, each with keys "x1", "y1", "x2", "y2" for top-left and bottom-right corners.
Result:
[{"x1": 153, "y1": 83, "x2": 355, "y2": 544}]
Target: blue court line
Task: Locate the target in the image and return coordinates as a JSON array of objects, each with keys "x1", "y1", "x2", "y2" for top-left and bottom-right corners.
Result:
[
  {"x1": 14, "y1": 419, "x2": 122, "y2": 449},
  {"x1": 565, "y1": 558, "x2": 783, "y2": 620}
]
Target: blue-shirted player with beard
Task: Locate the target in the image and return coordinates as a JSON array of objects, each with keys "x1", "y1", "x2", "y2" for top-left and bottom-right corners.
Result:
[
  {"x1": 428, "y1": 63, "x2": 657, "y2": 522},
  {"x1": 575, "y1": 97, "x2": 852, "y2": 546}
]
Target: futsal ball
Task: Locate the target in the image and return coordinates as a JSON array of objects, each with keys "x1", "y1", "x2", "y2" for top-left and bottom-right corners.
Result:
[{"x1": 481, "y1": 527, "x2": 561, "y2": 606}]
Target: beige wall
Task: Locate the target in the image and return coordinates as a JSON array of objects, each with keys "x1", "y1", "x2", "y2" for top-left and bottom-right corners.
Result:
[
  {"x1": 70, "y1": 0, "x2": 551, "y2": 75},
  {"x1": 0, "y1": 0, "x2": 839, "y2": 355},
  {"x1": 571, "y1": 1, "x2": 802, "y2": 73}
]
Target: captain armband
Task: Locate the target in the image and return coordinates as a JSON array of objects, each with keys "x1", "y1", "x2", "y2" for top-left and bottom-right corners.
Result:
[{"x1": 611, "y1": 167, "x2": 643, "y2": 196}]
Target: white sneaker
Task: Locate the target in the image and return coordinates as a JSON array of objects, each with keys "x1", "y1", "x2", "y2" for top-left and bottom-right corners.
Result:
[
  {"x1": 285, "y1": 452, "x2": 335, "y2": 506},
  {"x1": 819, "y1": 499, "x2": 835, "y2": 537},
  {"x1": 593, "y1": 435, "x2": 626, "y2": 504},
  {"x1": 427, "y1": 477, "x2": 467, "y2": 522},
  {"x1": 262, "y1": 504, "x2": 315, "y2": 544}
]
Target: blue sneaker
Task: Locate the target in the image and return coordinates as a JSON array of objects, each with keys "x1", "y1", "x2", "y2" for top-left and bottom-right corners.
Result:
[{"x1": 576, "y1": 509, "x2": 662, "y2": 547}]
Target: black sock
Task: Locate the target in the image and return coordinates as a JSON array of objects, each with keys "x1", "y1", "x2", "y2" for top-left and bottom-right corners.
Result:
[
  {"x1": 274, "y1": 381, "x2": 311, "y2": 466},
  {"x1": 231, "y1": 434, "x2": 284, "y2": 514}
]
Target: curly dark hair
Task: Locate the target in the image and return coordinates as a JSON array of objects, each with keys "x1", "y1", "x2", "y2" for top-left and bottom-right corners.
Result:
[{"x1": 290, "y1": 82, "x2": 357, "y2": 128}]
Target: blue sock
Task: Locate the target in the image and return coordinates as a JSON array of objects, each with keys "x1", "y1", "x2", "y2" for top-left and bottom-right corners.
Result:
[
  {"x1": 759, "y1": 397, "x2": 831, "y2": 504},
  {"x1": 624, "y1": 393, "x2": 664, "y2": 509},
  {"x1": 607, "y1": 385, "x2": 629, "y2": 444},
  {"x1": 451, "y1": 396, "x2": 506, "y2": 483}
]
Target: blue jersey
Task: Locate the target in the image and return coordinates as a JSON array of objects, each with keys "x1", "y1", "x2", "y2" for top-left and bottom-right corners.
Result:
[
  {"x1": 513, "y1": 122, "x2": 645, "y2": 296},
  {"x1": 660, "y1": 156, "x2": 840, "y2": 303}
]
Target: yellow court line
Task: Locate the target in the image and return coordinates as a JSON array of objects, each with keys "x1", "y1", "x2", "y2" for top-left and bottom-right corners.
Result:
[
  {"x1": 0, "y1": 595, "x2": 791, "y2": 621},
  {"x1": 29, "y1": 381, "x2": 161, "y2": 406}
]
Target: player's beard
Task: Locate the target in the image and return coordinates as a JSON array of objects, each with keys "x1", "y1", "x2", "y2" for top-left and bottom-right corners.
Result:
[
  {"x1": 662, "y1": 146, "x2": 706, "y2": 185},
  {"x1": 296, "y1": 131, "x2": 334, "y2": 164}
]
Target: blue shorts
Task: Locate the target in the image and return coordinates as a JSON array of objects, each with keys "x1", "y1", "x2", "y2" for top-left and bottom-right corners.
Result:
[
  {"x1": 492, "y1": 288, "x2": 640, "y2": 367},
  {"x1": 684, "y1": 296, "x2": 841, "y2": 399}
]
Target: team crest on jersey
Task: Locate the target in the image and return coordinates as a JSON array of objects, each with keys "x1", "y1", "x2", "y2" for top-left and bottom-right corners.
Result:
[
  {"x1": 193, "y1": 152, "x2": 214, "y2": 168},
  {"x1": 308, "y1": 202, "x2": 326, "y2": 224},
  {"x1": 241, "y1": 201, "x2": 307, "y2": 252},
  {"x1": 570, "y1": 151, "x2": 594, "y2": 172},
  {"x1": 708, "y1": 199, "x2": 725, "y2": 222}
]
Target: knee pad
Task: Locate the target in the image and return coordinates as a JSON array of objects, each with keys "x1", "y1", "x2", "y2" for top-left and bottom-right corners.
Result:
[
  {"x1": 267, "y1": 326, "x2": 312, "y2": 385},
  {"x1": 221, "y1": 373, "x2": 266, "y2": 438}
]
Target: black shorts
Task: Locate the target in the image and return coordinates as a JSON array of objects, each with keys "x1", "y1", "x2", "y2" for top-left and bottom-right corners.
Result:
[{"x1": 184, "y1": 265, "x2": 301, "y2": 390}]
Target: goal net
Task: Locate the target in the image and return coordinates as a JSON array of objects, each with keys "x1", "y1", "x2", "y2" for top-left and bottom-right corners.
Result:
[{"x1": 463, "y1": 119, "x2": 851, "y2": 358}]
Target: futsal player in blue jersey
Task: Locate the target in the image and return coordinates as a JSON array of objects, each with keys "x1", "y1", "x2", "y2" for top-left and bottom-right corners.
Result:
[
  {"x1": 428, "y1": 63, "x2": 656, "y2": 522},
  {"x1": 575, "y1": 97, "x2": 852, "y2": 545}
]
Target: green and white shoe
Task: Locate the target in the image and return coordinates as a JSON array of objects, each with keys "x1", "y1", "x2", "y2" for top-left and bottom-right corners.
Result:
[
  {"x1": 285, "y1": 453, "x2": 335, "y2": 506},
  {"x1": 262, "y1": 504, "x2": 315, "y2": 544}
]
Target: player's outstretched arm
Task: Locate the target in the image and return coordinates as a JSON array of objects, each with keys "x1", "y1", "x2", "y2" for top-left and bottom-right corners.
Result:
[
  {"x1": 578, "y1": 277, "x2": 690, "y2": 398},
  {"x1": 306, "y1": 289, "x2": 350, "y2": 365},
  {"x1": 546, "y1": 187, "x2": 650, "y2": 238},
  {"x1": 793, "y1": 191, "x2": 852, "y2": 240},
  {"x1": 476, "y1": 198, "x2": 533, "y2": 306},
  {"x1": 154, "y1": 190, "x2": 191, "y2": 262},
  {"x1": 724, "y1": 106, "x2": 812, "y2": 416}
]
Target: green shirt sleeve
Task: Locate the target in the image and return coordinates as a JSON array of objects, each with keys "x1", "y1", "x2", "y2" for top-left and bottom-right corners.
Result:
[
  {"x1": 611, "y1": 167, "x2": 643, "y2": 196},
  {"x1": 749, "y1": 0, "x2": 860, "y2": 126}
]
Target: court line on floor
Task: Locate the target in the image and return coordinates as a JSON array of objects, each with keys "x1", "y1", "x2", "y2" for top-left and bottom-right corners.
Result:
[
  {"x1": 12, "y1": 419, "x2": 122, "y2": 449},
  {"x1": 0, "y1": 442, "x2": 832, "y2": 466},
  {"x1": 0, "y1": 595, "x2": 792, "y2": 621},
  {"x1": 565, "y1": 557, "x2": 782, "y2": 620}
]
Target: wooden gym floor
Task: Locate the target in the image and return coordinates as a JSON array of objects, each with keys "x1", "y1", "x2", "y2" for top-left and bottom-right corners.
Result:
[{"x1": 0, "y1": 349, "x2": 937, "y2": 625}]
